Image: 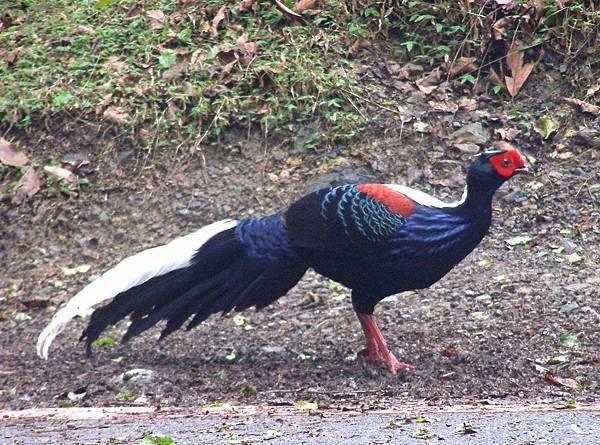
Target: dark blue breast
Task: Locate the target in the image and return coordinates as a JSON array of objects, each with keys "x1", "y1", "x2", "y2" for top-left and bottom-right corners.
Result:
[{"x1": 308, "y1": 205, "x2": 491, "y2": 298}]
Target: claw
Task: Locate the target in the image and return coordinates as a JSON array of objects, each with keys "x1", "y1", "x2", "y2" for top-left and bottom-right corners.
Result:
[{"x1": 356, "y1": 312, "x2": 415, "y2": 374}]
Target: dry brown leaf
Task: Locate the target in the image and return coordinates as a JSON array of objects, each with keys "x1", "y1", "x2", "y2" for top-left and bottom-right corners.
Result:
[
  {"x1": 446, "y1": 57, "x2": 477, "y2": 77},
  {"x1": 162, "y1": 61, "x2": 189, "y2": 82},
  {"x1": 544, "y1": 372, "x2": 578, "y2": 389},
  {"x1": 43, "y1": 165, "x2": 77, "y2": 184},
  {"x1": 210, "y1": 6, "x2": 226, "y2": 37},
  {"x1": 204, "y1": 84, "x2": 230, "y2": 97},
  {"x1": 492, "y1": 141, "x2": 517, "y2": 152},
  {"x1": 505, "y1": 42, "x2": 534, "y2": 97},
  {"x1": 415, "y1": 68, "x2": 442, "y2": 95},
  {"x1": 396, "y1": 63, "x2": 422, "y2": 80},
  {"x1": 234, "y1": 33, "x2": 257, "y2": 64},
  {"x1": 489, "y1": 67, "x2": 502, "y2": 86},
  {"x1": 294, "y1": 0, "x2": 317, "y2": 13},
  {"x1": 428, "y1": 101, "x2": 459, "y2": 113},
  {"x1": 236, "y1": 0, "x2": 256, "y2": 12},
  {"x1": 492, "y1": 16, "x2": 513, "y2": 41},
  {"x1": 0, "y1": 138, "x2": 29, "y2": 167},
  {"x1": 95, "y1": 93, "x2": 113, "y2": 114},
  {"x1": 0, "y1": 49, "x2": 19, "y2": 66},
  {"x1": 146, "y1": 10, "x2": 166, "y2": 31},
  {"x1": 458, "y1": 97, "x2": 478, "y2": 111},
  {"x1": 12, "y1": 166, "x2": 42, "y2": 204},
  {"x1": 190, "y1": 49, "x2": 206, "y2": 68},
  {"x1": 585, "y1": 82, "x2": 599, "y2": 97},
  {"x1": 103, "y1": 56, "x2": 127, "y2": 73},
  {"x1": 495, "y1": 127, "x2": 520, "y2": 141},
  {"x1": 103, "y1": 106, "x2": 128, "y2": 124},
  {"x1": 562, "y1": 97, "x2": 600, "y2": 115}
]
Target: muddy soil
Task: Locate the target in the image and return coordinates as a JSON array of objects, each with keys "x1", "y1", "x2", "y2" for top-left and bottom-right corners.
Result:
[{"x1": 1, "y1": 90, "x2": 599, "y2": 413}]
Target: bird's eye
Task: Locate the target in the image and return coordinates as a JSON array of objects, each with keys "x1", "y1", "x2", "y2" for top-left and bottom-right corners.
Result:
[{"x1": 502, "y1": 158, "x2": 510, "y2": 167}]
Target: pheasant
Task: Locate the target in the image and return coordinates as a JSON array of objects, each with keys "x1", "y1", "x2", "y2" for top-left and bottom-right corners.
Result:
[{"x1": 37, "y1": 146, "x2": 528, "y2": 373}]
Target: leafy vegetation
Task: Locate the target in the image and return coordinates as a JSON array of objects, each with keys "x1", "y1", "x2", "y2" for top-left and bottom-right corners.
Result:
[{"x1": 0, "y1": 0, "x2": 597, "y2": 150}]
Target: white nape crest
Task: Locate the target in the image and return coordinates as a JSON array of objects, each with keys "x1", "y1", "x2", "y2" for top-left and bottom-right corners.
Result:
[
  {"x1": 385, "y1": 184, "x2": 467, "y2": 209},
  {"x1": 36, "y1": 219, "x2": 238, "y2": 360}
]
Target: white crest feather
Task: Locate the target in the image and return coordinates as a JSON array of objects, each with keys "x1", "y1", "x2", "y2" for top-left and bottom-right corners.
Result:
[{"x1": 36, "y1": 219, "x2": 238, "y2": 359}]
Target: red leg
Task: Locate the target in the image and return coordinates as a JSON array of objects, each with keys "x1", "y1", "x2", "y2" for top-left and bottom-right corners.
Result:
[{"x1": 356, "y1": 312, "x2": 415, "y2": 374}]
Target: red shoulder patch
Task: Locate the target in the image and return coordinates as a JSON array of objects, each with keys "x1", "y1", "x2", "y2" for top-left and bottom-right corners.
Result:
[{"x1": 356, "y1": 184, "x2": 416, "y2": 218}]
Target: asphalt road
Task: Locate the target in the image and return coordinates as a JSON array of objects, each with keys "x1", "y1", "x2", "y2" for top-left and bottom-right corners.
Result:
[{"x1": 2, "y1": 403, "x2": 600, "y2": 444}]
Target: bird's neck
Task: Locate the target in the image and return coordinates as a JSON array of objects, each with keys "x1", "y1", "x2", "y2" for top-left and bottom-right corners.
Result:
[{"x1": 451, "y1": 178, "x2": 501, "y2": 217}]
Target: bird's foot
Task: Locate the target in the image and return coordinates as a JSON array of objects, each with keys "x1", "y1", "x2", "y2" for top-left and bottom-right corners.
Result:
[{"x1": 359, "y1": 348, "x2": 416, "y2": 374}]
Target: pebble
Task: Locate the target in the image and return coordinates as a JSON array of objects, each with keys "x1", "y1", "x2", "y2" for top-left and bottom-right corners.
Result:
[
  {"x1": 475, "y1": 294, "x2": 492, "y2": 304},
  {"x1": 108, "y1": 368, "x2": 155, "y2": 389},
  {"x1": 559, "y1": 302, "x2": 579, "y2": 315}
]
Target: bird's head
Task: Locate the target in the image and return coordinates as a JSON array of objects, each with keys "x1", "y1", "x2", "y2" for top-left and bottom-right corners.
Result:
[{"x1": 469, "y1": 143, "x2": 529, "y2": 190}]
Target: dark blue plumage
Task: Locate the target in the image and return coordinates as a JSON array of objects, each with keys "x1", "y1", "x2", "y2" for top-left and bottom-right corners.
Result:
[{"x1": 40, "y1": 147, "x2": 529, "y2": 372}]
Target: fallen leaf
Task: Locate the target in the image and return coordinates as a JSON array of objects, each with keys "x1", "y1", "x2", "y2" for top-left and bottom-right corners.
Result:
[
  {"x1": 534, "y1": 115, "x2": 557, "y2": 140},
  {"x1": 495, "y1": 127, "x2": 520, "y2": 141},
  {"x1": 560, "y1": 334, "x2": 580, "y2": 348},
  {"x1": 428, "y1": 101, "x2": 458, "y2": 113},
  {"x1": 415, "y1": 68, "x2": 442, "y2": 95},
  {"x1": 43, "y1": 165, "x2": 77, "y2": 184},
  {"x1": 210, "y1": 6, "x2": 226, "y2": 37},
  {"x1": 458, "y1": 97, "x2": 478, "y2": 111},
  {"x1": 585, "y1": 83, "x2": 599, "y2": 97},
  {"x1": 103, "y1": 56, "x2": 127, "y2": 73},
  {"x1": 396, "y1": 63, "x2": 423, "y2": 80},
  {"x1": 162, "y1": 61, "x2": 189, "y2": 82},
  {"x1": 566, "y1": 253, "x2": 583, "y2": 264},
  {"x1": 505, "y1": 235, "x2": 532, "y2": 246},
  {"x1": 296, "y1": 400, "x2": 318, "y2": 411},
  {"x1": 410, "y1": 428, "x2": 433, "y2": 439},
  {"x1": 570, "y1": 424, "x2": 586, "y2": 435},
  {"x1": 61, "y1": 264, "x2": 91, "y2": 276},
  {"x1": 12, "y1": 166, "x2": 42, "y2": 204},
  {"x1": 0, "y1": 138, "x2": 29, "y2": 166},
  {"x1": 561, "y1": 97, "x2": 600, "y2": 115},
  {"x1": 446, "y1": 57, "x2": 477, "y2": 77},
  {"x1": 263, "y1": 430, "x2": 284, "y2": 440},
  {"x1": 294, "y1": 0, "x2": 317, "y2": 13},
  {"x1": 505, "y1": 41, "x2": 534, "y2": 97},
  {"x1": 544, "y1": 373, "x2": 578, "y2": 389},
  {"x1": 236, "y1": 0, "x2": 256, "y2": 13},
  {"x1": 146, "y1": 10, "x2": 165, "y2": 31},
  {"x1": 492, "y1": 140, "x2": 518, "y2": 152},
  {"x1": 0, "y1": 49, "x2": 19, "y2": 66},
  {"x1": 103, "y1": 106, "x2": 128, "y2": 124},
  {"x1": 456, "y1": 422, "x2": 477, "y2": 434}
]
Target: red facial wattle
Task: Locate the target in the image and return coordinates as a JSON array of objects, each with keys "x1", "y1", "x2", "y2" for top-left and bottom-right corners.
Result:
[{"x1": 489, "y1": 150, "x2": 529, "y2": 178}]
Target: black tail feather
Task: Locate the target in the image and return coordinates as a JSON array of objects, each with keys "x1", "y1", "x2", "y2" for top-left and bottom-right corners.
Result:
[{"x1": 82, "y1": 226, "x2": 308, "y2": 353}]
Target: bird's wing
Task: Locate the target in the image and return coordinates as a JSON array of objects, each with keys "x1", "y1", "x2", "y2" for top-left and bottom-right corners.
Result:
[{"x1": 283, "y1": 184, "x2": 417, "y2": 252}]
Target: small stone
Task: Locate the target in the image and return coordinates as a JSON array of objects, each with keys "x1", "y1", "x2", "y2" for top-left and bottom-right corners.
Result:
[
  {"x1": 261, "y1": 346, "x2": 285, "y2": 354},
  {"x1": 470, "y1": 311, "x2": 488, "y2": 321},
  {"x1": 475, "y1": 294, "x2": 492, "y2": 304},
  {"x1": 559, "y1": 302, "x2": 579, "y2": 315},
  {"x1": 108, "y1": 368, "x2": 155, "y2": 389}
]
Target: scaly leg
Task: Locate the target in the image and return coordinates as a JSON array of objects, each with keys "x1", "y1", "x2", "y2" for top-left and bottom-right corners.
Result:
[{"x1": 356, "y1": 312, "x2": 415, "y2": 374}]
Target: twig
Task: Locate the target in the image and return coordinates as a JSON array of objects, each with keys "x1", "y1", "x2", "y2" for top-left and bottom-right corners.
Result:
[
  {"x1": 341, "y1": 91, "x2": 366, "y2": 120},
  {"x1": 194, "y1": 99, "x2": 227, "y2": 184},
  {"x1": 339, "y1": 88, "x2": 402, "y2": 115}
]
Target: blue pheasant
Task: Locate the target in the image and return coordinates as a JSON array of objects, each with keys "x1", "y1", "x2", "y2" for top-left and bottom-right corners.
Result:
[{"x1": 38, "y1": 147, "x2": 528, "y2": 373}]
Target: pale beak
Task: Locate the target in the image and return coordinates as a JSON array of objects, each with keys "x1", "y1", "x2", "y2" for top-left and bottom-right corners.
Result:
[{"x1": 514, "y1": 165, "x2": 531, "y2": 174}]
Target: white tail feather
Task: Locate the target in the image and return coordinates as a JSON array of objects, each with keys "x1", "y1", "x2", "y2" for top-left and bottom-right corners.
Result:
[{"x1": 36, "y1": 219, "x2": 238, "y2": 359}]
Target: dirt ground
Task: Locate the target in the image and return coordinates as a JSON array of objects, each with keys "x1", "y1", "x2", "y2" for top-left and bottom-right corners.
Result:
[{"x1": 1, "y1": 83, "x2": 599, "y2": 414}]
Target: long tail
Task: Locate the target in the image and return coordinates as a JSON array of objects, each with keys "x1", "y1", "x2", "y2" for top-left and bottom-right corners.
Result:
[{"x1": 37, "y1": 218, "x2": 307, "y2": 359}]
